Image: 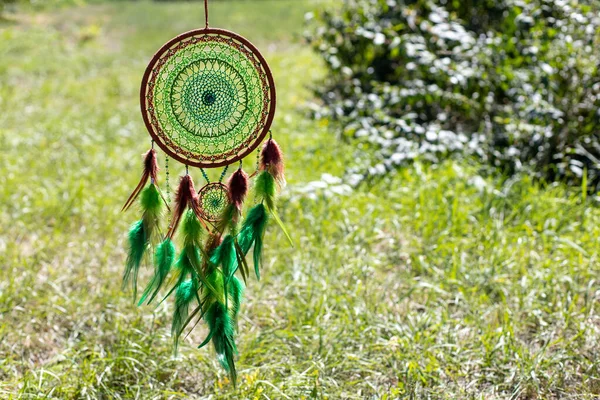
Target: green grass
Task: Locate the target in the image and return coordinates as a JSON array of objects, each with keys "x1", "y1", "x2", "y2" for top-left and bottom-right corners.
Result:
[{"x1": 1, "y1": 1, "x2": 600, "y2": 399}]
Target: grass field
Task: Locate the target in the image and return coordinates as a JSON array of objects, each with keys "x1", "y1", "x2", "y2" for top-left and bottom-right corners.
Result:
[{"x1": 2, "y1": 1, "x2": 600, "y2": 399}]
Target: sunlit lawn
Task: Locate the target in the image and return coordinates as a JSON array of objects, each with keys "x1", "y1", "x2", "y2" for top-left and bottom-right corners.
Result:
[{"x1": 1, "y1": 1, "x2": 600, "y2": 399}]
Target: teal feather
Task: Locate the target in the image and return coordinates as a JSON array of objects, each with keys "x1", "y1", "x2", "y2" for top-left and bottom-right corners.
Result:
[
  {"x1": 172, "y1": 279, "x2": 199, "y2": 352},
  {"x1": 238, "y1": 204, "x2": 268, "y2": 279},
  {"x1": 159, "y1": 210, "x2": 204, "y2": 305},
  {"x1": 123, "y1": 220, "x2": 146, "y2": 299},
  {"x1": 204, "y1": 301, "x2": 238, "y2": 385},
  {"x1": 210, "y1": 235, "x2": 238, "y2": 278},
  {"x1": 174, "y1": 211, "x2": 204, "y2": 285},
  {"x1": 239, "y1": 204, "x2": 268, "y2": 253},
  {"x1": 199, "y1": 254, "x2": 242, "y2": 385},
  {"x1": 162, "y1": 241, "x2": 200, "y2": 303},
  {"x1": 228, "y1": 275, "x2": 244, "y2": 324},
  {"x1": 138, "y1": 238, "x2": 176, "y2": 306}
]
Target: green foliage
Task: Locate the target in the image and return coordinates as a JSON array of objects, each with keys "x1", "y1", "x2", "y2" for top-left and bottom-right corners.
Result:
[
  {"x1": 0, "y1": 0, "x2": 16, "y2": 15},
  {"x1": 308, "y1": 0, "x2": 600, "y2": 189}
]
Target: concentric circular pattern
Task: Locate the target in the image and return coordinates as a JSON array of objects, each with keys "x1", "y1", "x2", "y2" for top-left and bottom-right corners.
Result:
[
  {"x1": 141, "y1": 29, "x2": 276, "y2": 168},
  {"x1": 198, "y1": 182, "x2": 229, "y2": 222}
]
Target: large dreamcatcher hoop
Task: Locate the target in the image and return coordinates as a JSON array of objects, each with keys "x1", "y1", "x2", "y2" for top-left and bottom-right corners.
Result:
[
  {"x1": 120, "y1": 0, "x2": 292, "y2": 386},
  {"x1": 140, "y1": 28, "x2": 276, "y2": 168}
]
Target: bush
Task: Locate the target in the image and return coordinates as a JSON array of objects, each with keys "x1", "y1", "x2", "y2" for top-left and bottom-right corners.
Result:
[
  {"x1": 0, "y1": 0, "x2": 16, "y2": 14},
  {"x1": 308, "y1": 0, "x2": 600, "y2": 190}
]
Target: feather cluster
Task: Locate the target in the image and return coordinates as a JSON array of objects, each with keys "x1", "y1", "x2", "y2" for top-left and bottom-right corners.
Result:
[{"x1": 122, "y1": 137, "x2": 293, "y2": 386}]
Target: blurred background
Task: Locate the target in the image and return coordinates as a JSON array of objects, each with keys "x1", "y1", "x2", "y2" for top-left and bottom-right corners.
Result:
[{"x1": 1, "y1": 0, "x2": 600, "y2": 398}]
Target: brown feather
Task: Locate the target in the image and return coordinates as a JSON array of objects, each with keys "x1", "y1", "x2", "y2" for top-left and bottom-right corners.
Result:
[
  {"x1": 259, "y1": 139, "x2": 285, "y2": 185},
  {"x1": 166, "y1": 175, "x2": 201, "y2": 239},
  {"x1": 227, "y1": 168, "x2": 249, "y2": 211},
  {"x1": 122, "y1": 149, "x2": 161, "y2": 212}
]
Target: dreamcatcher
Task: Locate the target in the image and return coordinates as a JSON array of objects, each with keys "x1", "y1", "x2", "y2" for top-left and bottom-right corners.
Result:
[{"x1": 120, "y1": 0, "x2": 292, "y2": 385}]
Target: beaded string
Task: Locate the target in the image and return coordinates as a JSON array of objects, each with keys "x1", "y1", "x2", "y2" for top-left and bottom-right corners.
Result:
[
  {"x1": 165, "y1": 155, "x2": 170, "y2": 203},
  {"x1": 200, "y1": 165, "x2": 229, "y2": 185},
  {"x1": 255, "y1": 148, "x2": 260, "y2": 173},
  {"x1": 218, "y1": 165, "x2": 228, "y2": 183}
]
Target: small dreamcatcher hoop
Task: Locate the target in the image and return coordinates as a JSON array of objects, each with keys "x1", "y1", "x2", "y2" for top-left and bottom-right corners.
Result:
[
  {"x1": 120, "y1": 0, "x2": 292, "y2": 386},
  {"x1": 198, "y1": 182, "x2": 229, "y2": 222},
  {"x1": 140, "y1": 28, "x2": 276, "y2": 168}
]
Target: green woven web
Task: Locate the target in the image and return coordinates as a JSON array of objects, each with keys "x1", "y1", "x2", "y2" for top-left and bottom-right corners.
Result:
[
  {"x1": 146, "y1": 34, "x2": 270, "y2": 166},
  {"x1": 198, "y1": 183, "x2": 229, "y2": 222}
]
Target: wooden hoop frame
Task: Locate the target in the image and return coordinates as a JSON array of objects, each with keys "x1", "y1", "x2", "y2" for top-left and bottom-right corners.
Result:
[{"x1": 140, "y1": 28, "x2": 277, "y2": 168}]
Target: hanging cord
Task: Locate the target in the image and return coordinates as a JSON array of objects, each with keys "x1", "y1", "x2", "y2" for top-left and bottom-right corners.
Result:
[{"x1": 204, "y1": 0, "x2": 209, "y2": 29}]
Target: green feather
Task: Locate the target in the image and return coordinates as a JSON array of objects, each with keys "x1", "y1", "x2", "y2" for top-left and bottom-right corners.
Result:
[
  {"x1": 162, "y1": 243, "x2": 200, "y2": 303},
  {"x1": 210, "y1": 235, "x2": 238, "y2": 278},
  {"x1": 254, "y1": 172, "x2": 293, "y2": 246},
  {"x1": 172, "y1": 279, "x2": 199, "y2": 352},
  {"x1": 182, "y1": 208, "x2": 203, "y2": 245},
  {"x1": 254, "y1": 171, "x2": 276, "y2": 210},
  {"x1": 238, "y1": 204, "x2": 268, "y2": 280},
  {"x1": 228, "y1": 275, "x2": 244, "y2": 324},
  {"x1": 123, "y1": 184, "x2": 164, "y2": 301},
  {"x1": 233, "y1": 238, "x2": 249, "y2": 283},
  {"x1": 239, "y1": 204, "x2": 268, "y2": 253},
  {"x1": 141, "y1": 184, "x2": 163, "y2": 241},
  {"x1": 176, "y1": 211, "x2": 204, "y2": 281},
  {"x1": 160, "y1": 211, "x2": 204, "y2": 304},
  {"x1": 123, "y1": 220, "x2": 146, "y2": 299},
  {"x1": 138, "y1": 238, "x2": 176, "y2": 306},
  {"x1": 269, "y1": 208, "x2": 293, "y2": 247},
  {"x1": 216, "y1": 203, "x2": 240, "y2": 234},
  {"x1": 203, "y1": 269, "x2": 226, "y2": 306},
  {"x1": 140, "y1": 183, "x2": 162, "y2": 215},
  {"x1": 204, "y1": 301, "x2": 238, "y2": 386}
]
